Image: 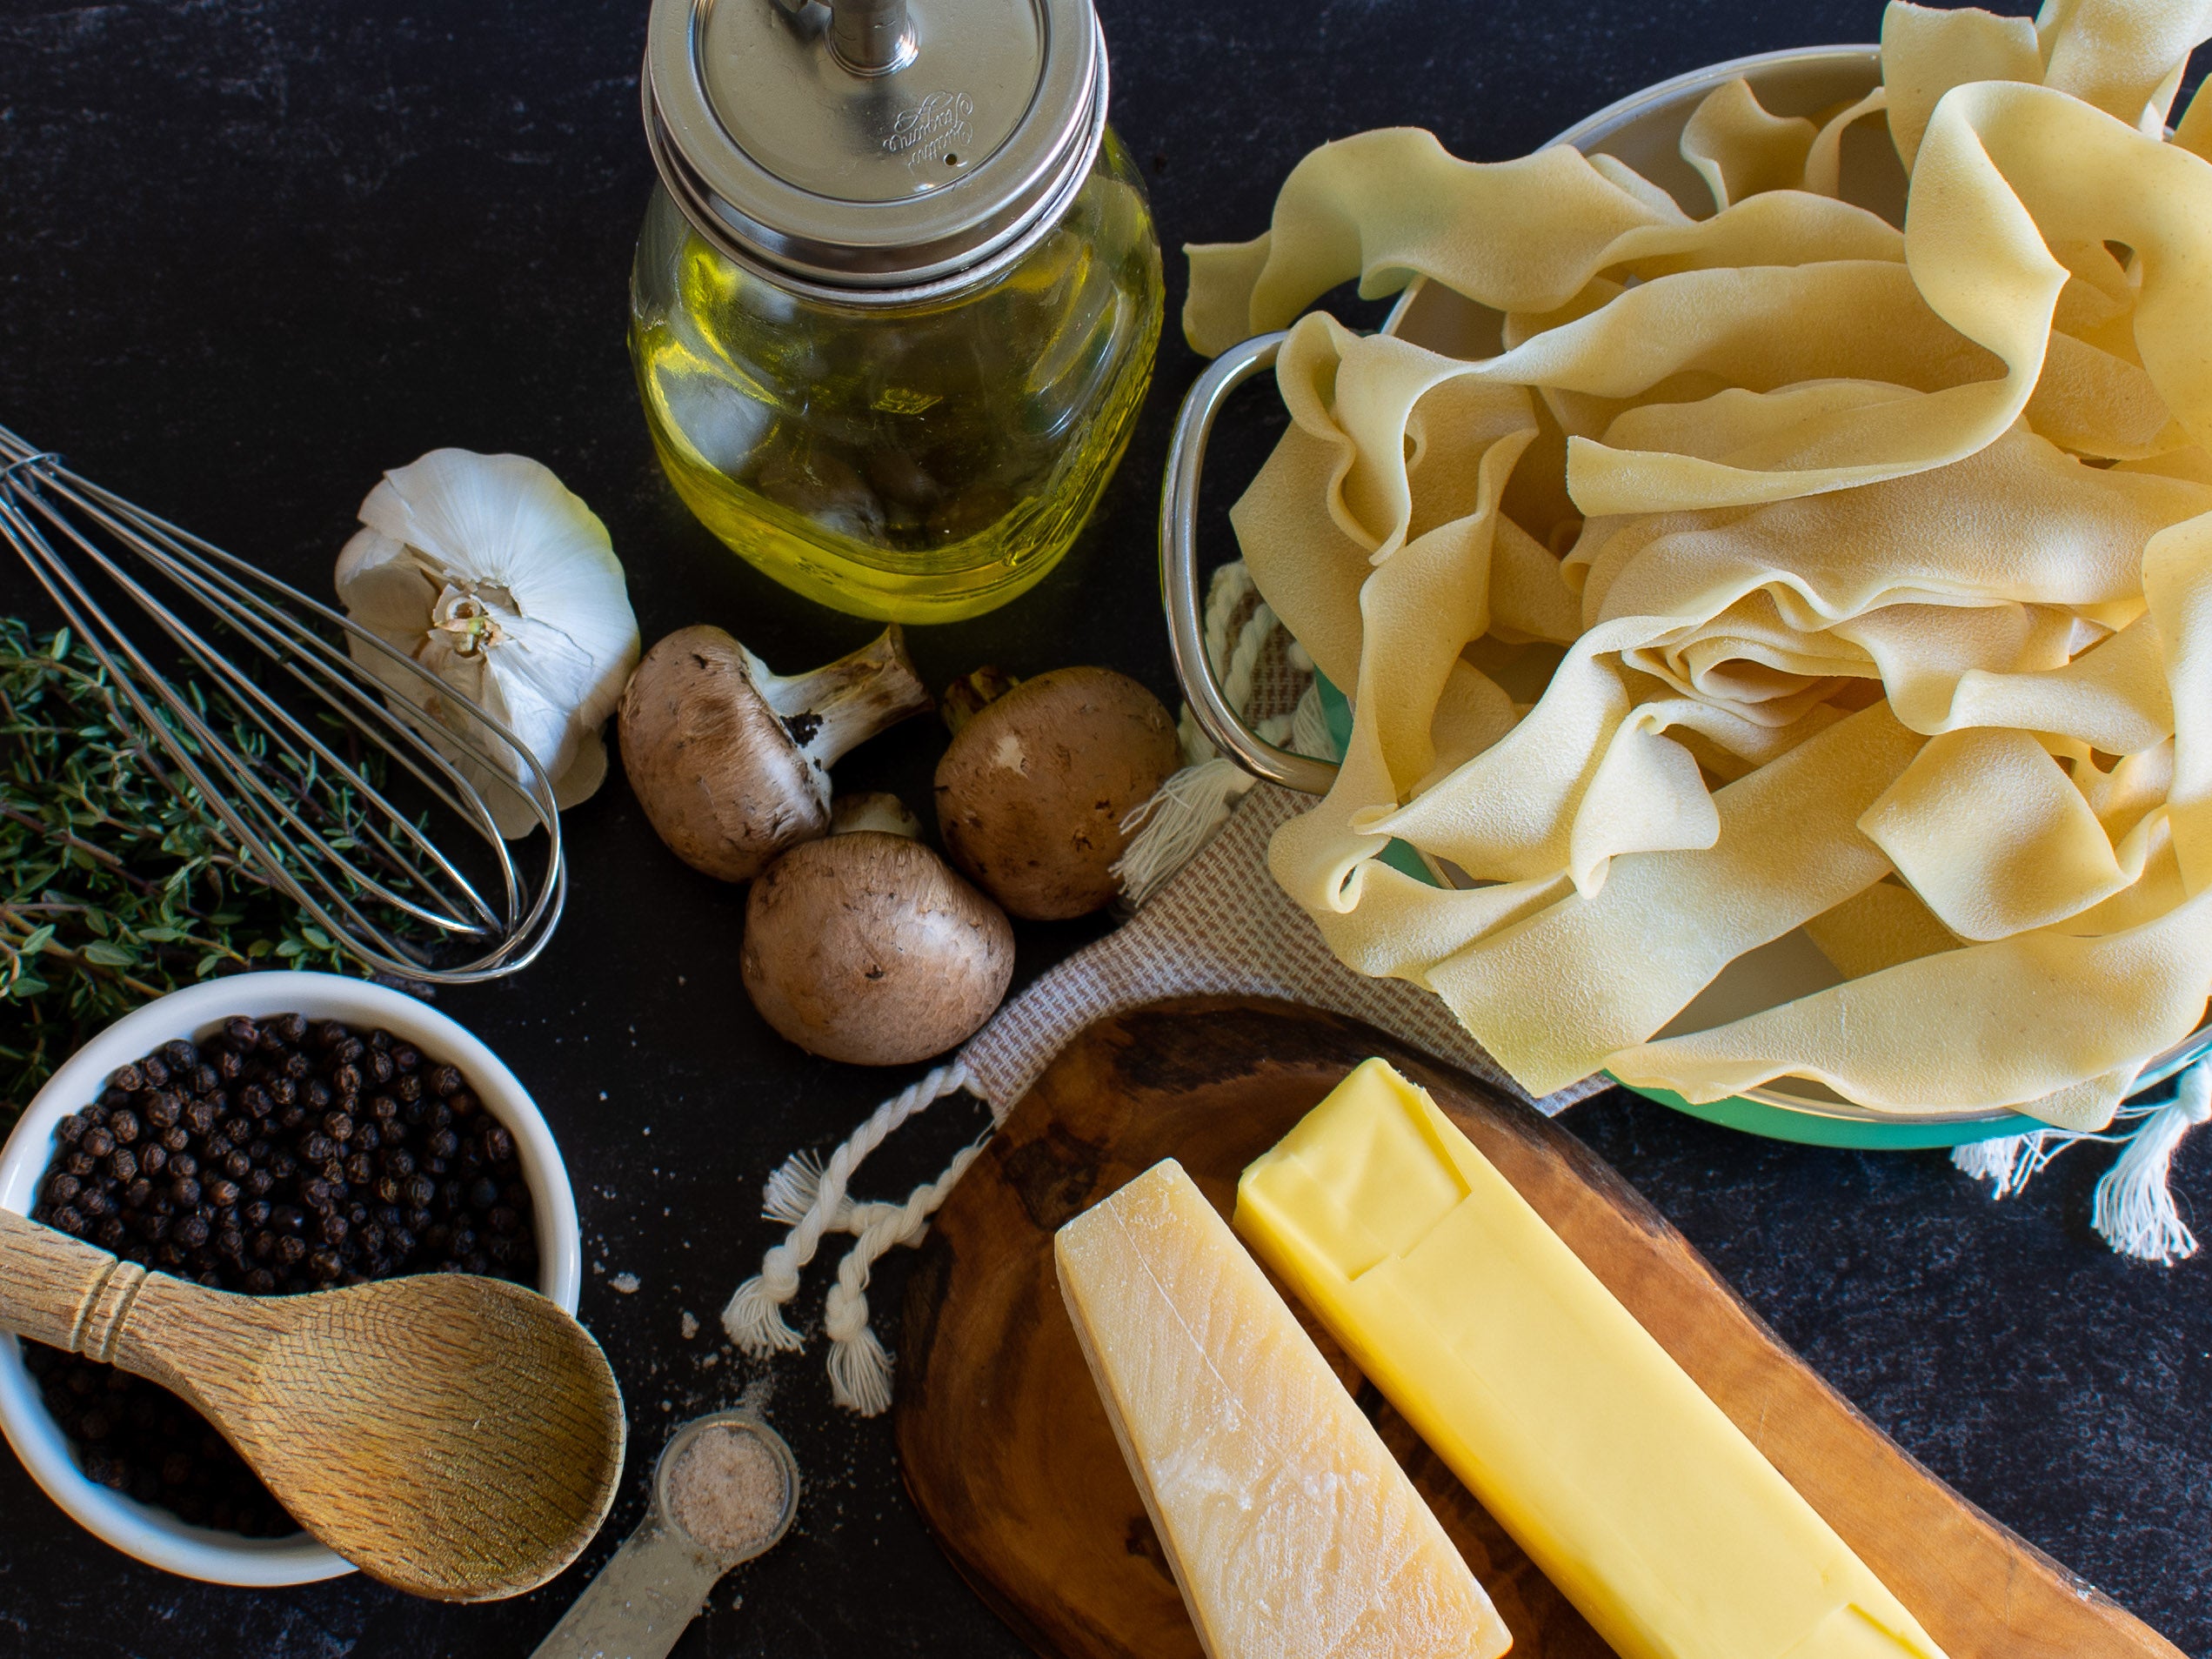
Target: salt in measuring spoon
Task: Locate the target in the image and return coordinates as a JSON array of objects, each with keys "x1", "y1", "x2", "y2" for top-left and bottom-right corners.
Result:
[{"x1": 531, "y1": 1408, "x2": 800, "y2": 1658}]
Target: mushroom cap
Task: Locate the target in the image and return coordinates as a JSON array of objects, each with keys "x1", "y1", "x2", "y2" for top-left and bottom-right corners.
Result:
[
  {"x1": 933, "y1": 666, "x2": 1180, "y2": 920},
  {"x1": 740, "y1": 832, "x2": 1014, "y2": 1067},
  {"x1": 618, "y1": 625, "x2": 826, "y2": 882}
]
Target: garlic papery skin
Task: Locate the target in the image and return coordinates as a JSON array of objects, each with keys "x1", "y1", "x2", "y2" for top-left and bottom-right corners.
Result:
[{"x1": 335, "y1": 449, "x2": 640, "y2": 840}]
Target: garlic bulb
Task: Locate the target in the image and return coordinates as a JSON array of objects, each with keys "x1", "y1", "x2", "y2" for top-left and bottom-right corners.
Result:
[{"x1": 335, "y1": 449, "x2": 640, "y2": 839}]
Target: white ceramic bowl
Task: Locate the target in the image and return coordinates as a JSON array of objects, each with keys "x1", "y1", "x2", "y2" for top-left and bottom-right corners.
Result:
[{"x1": 0, "y1": 972, "x2": 582, "y2": 1588}]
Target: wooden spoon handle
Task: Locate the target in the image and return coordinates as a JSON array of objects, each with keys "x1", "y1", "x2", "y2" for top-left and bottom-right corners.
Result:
[{"x1": 0, "y1": 1208, "x2": 150, "y2": 1361}]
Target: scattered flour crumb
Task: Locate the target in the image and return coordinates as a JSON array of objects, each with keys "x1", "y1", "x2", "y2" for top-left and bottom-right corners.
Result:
[
  {"x1": 611, "y1": 1272, "x2": 641, "y2": 1294},
  {"x1": 681, "y1": 1310, "x2": 700, "y2": 1340}
]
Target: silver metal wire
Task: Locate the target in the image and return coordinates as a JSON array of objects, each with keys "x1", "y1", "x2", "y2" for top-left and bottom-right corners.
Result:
[{"x1": 0, "y1": 425, "x2": 565, "y2": 983}]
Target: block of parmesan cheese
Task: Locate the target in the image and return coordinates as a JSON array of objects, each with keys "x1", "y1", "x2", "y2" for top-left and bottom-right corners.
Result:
[
  {"x1": 1235, "y1": 1058, "x2": 1950, "y2": 1659},
  {"x1": 1055, "y1": 1158, "x2": 1511, "y2": 1659}
]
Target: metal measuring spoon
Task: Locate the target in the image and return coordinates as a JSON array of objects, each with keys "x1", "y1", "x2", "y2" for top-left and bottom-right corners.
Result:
[{"x1": 531, "y1": 1409, "x2": 800, "y2": 1659}]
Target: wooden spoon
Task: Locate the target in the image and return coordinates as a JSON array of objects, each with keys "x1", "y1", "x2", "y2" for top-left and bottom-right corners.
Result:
[{"x1": 0, "y1": 1207, "x2": 625, "y2": 1601}]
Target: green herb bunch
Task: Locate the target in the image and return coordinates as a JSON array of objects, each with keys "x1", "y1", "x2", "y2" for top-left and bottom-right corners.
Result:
[{"x1": 0, "y1": 619, "x2": 373, "y2": 1120}]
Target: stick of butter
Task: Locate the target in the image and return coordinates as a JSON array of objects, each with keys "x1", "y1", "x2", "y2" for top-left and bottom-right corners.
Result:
[
  {"x1": 1234, "y1": 1059, "x2": 1949, "y2": 1659},
  {"x1": 1056, "y1": 1158, "x2": 1513, "y2": 1659}
]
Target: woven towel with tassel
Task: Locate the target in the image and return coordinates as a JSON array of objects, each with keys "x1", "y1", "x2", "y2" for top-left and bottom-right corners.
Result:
[{"x1": 727, "y1": 561, "x2": 2210, "y2": 1417}]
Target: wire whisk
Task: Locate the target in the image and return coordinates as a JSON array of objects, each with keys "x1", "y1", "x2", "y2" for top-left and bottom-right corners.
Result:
[{"x1": 0, "y1": 425, "x2": 565, "y2": 983}]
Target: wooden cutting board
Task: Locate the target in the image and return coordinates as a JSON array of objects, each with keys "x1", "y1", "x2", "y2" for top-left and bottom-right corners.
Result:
[{"x1": 894, "y1": 995, "x2": 2181, "y2": 1659}]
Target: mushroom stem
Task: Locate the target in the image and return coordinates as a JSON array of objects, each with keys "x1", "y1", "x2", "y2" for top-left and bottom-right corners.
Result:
[
  {"x1": 939, "y1": 666, "x2": 1020, "y2": 737},
  {"x1": 755, "y1": 625, "x2": 932, "y2": 771},
  {"x1": 831, "y1": 793, "x2": 924, "y2": 840}
]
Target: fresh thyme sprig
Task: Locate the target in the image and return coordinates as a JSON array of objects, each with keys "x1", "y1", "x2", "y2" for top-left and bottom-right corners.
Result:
[{"x1": 0, "y1": 619, "x2": 380, "y2": 1119}]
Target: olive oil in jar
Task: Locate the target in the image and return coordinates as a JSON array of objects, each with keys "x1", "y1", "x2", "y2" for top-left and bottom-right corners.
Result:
[
  {"x1": 634, "y1": 0, "x2": 1166, "y2": 622},
  {"x1": 631, "y1": 135, "x2": 1162, "y2": 622}
]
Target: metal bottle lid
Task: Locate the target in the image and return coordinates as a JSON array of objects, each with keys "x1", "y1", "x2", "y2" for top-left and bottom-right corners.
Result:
[{"x1": 643, "y1": 0, "x2": 1107, "y2": 302}]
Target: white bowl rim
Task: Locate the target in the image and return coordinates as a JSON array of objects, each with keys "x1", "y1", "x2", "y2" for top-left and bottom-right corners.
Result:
[{"x1": 0, "y1": 971, "x2": 582, "y2": 1589}]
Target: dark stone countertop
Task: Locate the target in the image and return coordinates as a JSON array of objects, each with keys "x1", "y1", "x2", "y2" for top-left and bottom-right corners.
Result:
[{"x1": 0, "y1": 0, "x2": 2207, "y2": 1653}]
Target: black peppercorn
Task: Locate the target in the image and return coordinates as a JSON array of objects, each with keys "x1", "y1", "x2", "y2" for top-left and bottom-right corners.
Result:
[{"x1": 79, "y1": 1127, "x2": 114, "y2": 1159}]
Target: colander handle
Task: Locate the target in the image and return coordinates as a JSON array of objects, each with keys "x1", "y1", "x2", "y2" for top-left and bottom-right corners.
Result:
[{"x1": 1158, "y1": 330, "x2": 1339, "y2": 797}]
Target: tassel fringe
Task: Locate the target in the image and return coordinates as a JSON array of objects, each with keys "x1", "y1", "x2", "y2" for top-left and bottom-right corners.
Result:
[
  {"x1": 1954, "y1": 1060, "x2": 2209, "y2": 1265},
  {"x1": 1113, "y1": 758, "x2": 1257, "y2": 909},
  {"x1": 817, "y1": 1140, "x2": 988, "y2": 1415},
  {"x1": 2093, "y1": 1065, "x2": 2211, "y2": 1265}
]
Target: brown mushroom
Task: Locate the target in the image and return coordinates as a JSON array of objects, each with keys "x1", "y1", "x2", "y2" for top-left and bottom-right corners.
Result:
[
  {"x1": 618, "y1": 625, "x2": 930, "y2": 880},
  {"x1": 740, "y1": 827, "x2": 1013, "y2": 1066},
  {"x1": 932, "y1": 666, "x2": 1180, "y2": 920}
]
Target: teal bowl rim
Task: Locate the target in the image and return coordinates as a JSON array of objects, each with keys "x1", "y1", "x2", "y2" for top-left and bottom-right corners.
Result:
[{"x1": 1310, "y1": 673, "x2": 2031, "y2": 1149}]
